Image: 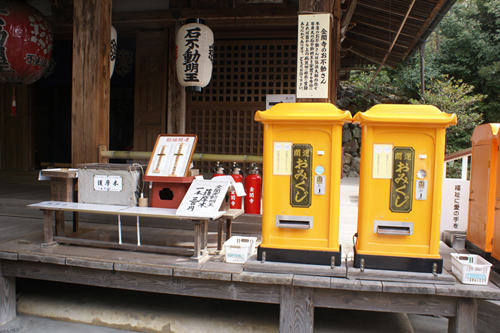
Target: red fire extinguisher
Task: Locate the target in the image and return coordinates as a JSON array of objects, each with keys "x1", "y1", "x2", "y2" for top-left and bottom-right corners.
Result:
[
  {"x1": 212, "y1": 162, "x2": 226, "y2": 178},
  {"x1": 229, "y1": 162, "x2": 243, "y2": 209},
  {"x1": 244, "y1": 163, "x2": 262, "y2": 214}
]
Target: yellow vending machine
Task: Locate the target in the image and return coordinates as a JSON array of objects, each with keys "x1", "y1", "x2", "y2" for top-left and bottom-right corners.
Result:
[
  {"x1": 466, "y1": 124, "x2": 500, "y2": 256},
  {"x1": 353, "y1": 105, "x2": 456, "y2": 273},
  {"x1": 254, "y1": 103, "x2": 352, "y2": 266}
]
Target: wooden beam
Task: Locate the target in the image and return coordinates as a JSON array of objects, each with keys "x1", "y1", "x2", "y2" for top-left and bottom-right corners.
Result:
[
  {"x1": 111, "y1": 6, "x2": 299, "y2": 26},
  {"x1": 71, "y1": 0, "x2": 112, "y2": 166},
  {"x1": 364, "y1": 0, "x2": 417, "y2": 94},
  {"x1": 340, "y1": 0, "x2": 356, "y2": 42}
]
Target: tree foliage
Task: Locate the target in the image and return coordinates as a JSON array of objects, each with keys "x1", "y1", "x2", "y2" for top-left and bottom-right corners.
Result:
[
  {"x1": 433, "y1": 0, "x2": 500, "y2": 122},
  {"x1": 409, "y1": 76, "x2": 484, "y2": 154}
]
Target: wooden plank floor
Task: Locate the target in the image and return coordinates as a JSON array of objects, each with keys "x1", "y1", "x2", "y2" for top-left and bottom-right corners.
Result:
[{"x1": 3, "y1": 177, "x2": 500, "y2": 332}]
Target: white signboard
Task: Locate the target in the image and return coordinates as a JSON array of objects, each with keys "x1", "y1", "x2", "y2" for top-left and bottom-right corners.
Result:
[
  {"x1": 93, "y1": 175, "x2": 123, "y2": 192},
  {"x1": 176, "y1": 179, "x2": 230, "y2": 217},
  {"x1": 440, "y1": 179, "x2": 470, "y2": 234},
  {"x1": 266, "y1": 94, "x2": 296, "y2": 109},
  {"x1": 296, "y1": 14, "x2": 330, "y2": 99},
  {"x1": 146, "y1": 135, "x2": 197, "y2": 178}
]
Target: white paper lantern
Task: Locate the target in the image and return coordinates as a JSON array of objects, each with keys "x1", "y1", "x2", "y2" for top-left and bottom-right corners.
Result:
[
  {"x1": 176, "y1": 19, "x2": 214, "y2": 91},
  {"x1": 110, "y1": 25, "x2": 117, "y2": 78}
]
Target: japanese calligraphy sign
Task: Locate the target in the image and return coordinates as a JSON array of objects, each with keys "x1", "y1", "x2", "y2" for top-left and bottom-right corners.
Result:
[
  {"x1": 176, "y1": 179, "x2": 230, "y2": 217},
  {"x1": 440, "y1": 179, "x2": 470, "y2": 233},
  {"x1": 94, "y1": 175, "x2": 123, "y2": 192},
  {"x1": 296, "y1": 14, "x2": 330, "y2": 99},
  {"x1": 290, "y1": 144, "x2": 312, "y2": 207},
  {"x1": 390, "y1": 147, "x2": 414, "y2": 213}
]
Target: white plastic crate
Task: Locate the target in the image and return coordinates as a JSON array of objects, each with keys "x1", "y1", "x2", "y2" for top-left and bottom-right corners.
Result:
[
  {"x1": 450, "y1": 253, "x2": 492, "y2": 285},
  {"x1": 224, "y1": 236, "x2": 257, "y2": 263}
]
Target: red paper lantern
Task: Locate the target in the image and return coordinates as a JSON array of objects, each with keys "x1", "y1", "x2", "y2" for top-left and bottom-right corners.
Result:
[{"x1": 0, "y1": 0, "x2": 53, "y2": 85}]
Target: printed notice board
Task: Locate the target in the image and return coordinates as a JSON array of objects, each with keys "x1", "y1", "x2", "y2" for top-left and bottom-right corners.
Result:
[
  {"x1": 296, "y1": 14, "x2": 330, "y2": 99},
  {"x1": 176, "y1": 179, "x2": 230, "y2": 217}
]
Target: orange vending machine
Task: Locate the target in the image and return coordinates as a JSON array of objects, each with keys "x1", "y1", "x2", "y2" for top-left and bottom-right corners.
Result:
[
  {"x1": 466, "y1": 124, "x2": 500, "y2": 256},
  {"x1": 490, "y1": 126, "x2": 500, "y2": 263},
  {"x1": 353, "y1": 105, "x2": 456, "y2": 273},
  {"x1": 254, "y1": 103, "x2": 351, "y2": 266}
]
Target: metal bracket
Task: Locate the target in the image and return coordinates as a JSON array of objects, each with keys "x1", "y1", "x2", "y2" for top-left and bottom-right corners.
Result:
[
  {"x1": 432, "y1": 262, "x2": 438, "y2": 277},
  {"x1": 360, "y1": 258, "x2": 365, "y2": 272},
  {"x1": 261, "y1": 251, "x2": 266, "y2": 264},
  {"x1": 331, "y1": 256, "x2": 335, "y2": 269}
]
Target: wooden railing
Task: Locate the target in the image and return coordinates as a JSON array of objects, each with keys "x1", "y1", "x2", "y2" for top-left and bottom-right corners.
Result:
[{"x1": 98, "y1": 149, "x2": 263, "y2": 164}]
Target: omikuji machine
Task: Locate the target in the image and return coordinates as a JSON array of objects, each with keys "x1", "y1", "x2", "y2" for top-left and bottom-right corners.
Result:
[
  {"x1": 353, "y1": 105, "x2": 456, "y2": 273},
  {"x1": 254, "y1": 103, "x2": 352, "y2": 266},
  {"x1": 466, "y1": 124, "x2": 500, "y2": 256}
]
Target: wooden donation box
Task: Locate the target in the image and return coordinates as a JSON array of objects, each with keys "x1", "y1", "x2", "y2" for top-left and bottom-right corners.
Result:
[
  {"x1": 466, "y1": 124, "x2": 500, "y2": 256},
  {"x1": 353, "y1": 105, "x2": 457, "y2": 273},
  {"x1": 143, "y1": 135, "x2": 198, "y2": 209},
  {"x1": 254, "y1": 103, "x2": 352, "y2": 266}
]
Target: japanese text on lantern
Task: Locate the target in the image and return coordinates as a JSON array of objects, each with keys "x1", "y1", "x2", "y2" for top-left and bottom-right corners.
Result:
[
  {"x1": 297, "y1": 14, "x2": 330, "y2": 99},
  {"x1": 390, "y1": 147, "x2": 414, "y2": 213},
  {"x1": 290, "y1": 144, "x2": 312, "y2": 207},
  {"x1": 182, "y1": 27, "x2": 202, "y2": 82}
]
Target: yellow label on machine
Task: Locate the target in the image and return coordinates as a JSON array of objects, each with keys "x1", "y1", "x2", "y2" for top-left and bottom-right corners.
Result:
[
  {"x1": 390, "y1": 147, "x2": 415, "y2": 213},
  {"x1": 290, "y1": 144, "x2": 312, "y2": 208}
]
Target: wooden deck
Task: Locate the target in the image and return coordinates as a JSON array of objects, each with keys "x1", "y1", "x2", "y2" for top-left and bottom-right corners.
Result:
[{"x1": 1, "y1": 178, "x2": 500, "y2": 332}]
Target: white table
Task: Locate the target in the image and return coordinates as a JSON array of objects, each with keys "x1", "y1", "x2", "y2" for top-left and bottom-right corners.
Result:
[{"x1": 28, "y1": 201, "x2": 243, "y2": 262}]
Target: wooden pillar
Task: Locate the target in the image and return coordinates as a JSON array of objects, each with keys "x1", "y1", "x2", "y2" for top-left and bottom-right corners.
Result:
[
  {"x1": 71, "y1": 0, "x2": 112, "y2": 166},
  {"x1": 167, "y1": 24, "x2": 186, "y2": 134},
  {"x1": 331, "y1": 0, "x2": 341, "y2": 103},
  {"x1": 448, "y1": 298, "x2": 477, "y2": 333},
  {"x1": 280, "y1": 286, "x2": 314, "y2": 333},
  {"x1": 298, "y1": 0, "x2": 340, "y2": 103},
  {"x1": 0, "y1": 261, "x2": 16, "y2": 325}
]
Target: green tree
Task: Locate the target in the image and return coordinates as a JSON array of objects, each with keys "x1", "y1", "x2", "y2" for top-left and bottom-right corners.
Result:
[
  {"x1": 433, "y1": 0, "x2": 500, "y2": 122},
  {"x1": 409, "y1": 75, "x2": 484, "y2": 154}
]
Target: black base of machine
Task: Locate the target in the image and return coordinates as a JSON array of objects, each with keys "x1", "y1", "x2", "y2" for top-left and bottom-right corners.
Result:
[
  {"x1": 257, "y1": 245, "x2": 342, "y2": 266},
  {"x1": 353, "y1": 247, "x2": 443, "y2": 274},
  {"x1": 465, "y1": 240, "x2": 492, "y2": 261}
]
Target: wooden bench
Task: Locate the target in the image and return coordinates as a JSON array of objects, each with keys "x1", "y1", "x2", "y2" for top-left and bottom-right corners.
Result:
[{"x1": 28, "y1": 201, "x2": 243, "y2": 262}]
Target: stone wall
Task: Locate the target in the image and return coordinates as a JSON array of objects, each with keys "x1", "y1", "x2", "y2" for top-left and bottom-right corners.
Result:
[
  {"x1": 342, "y1": 123, "x2": 361, "y2": 177},
  {"x1": 337, "y1": 86, "x2": 407, "y2": 177}
]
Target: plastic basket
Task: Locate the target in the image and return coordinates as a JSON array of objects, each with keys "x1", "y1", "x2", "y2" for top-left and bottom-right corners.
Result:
[
  {"x1": 450, "y1": 253, "x2": 492, "y2": 285},
  {"x1": 224, "y1": 236, "x2": 257, "y2": 263}
]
